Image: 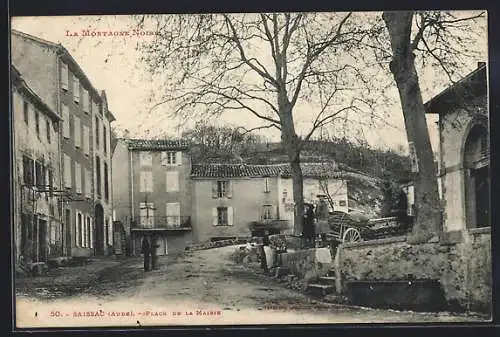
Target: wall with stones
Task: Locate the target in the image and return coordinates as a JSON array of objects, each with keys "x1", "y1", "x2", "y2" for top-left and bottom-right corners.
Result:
[
  {"x1": 279, "y1": 248, "x2": 332, "y2": 282},
  {"x1": 339, "y1": 232, "x2": 491, "y2": 313}
]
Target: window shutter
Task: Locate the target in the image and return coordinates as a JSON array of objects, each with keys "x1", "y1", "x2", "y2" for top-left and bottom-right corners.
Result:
[
  {"x1": 161, "y1": 152, "x2": 167, "y2": 166},
  {"x1": 73, "y1": 77, "x2": 80, "y2": 103},
  {"x1": 61, "y1": 63, "x2": 69, "y2": 90},
  {"x1": 228, "y1": 207, "x2": 234, "y2": 226},
  {"x1": 212, "y1": 207, "x2": 218, "y2": 226},
  {"x1": 75, "y1": 212, "x2": 80, "y2": 247},
  {"x1": 64, "y1": 155, "x2": 72, "y2": 188},
  {"x1": 83, "y1": 126, "x2": 90, "y2": 155},
  {"x1": 89, "y1": 217, "x2": 93, "y2": 248},
  {"x1": 176, "y1": 151, "x2": 182, "y2": 166},
  {"x1": 63, "y1": 105, "x2": 70, "y2": 138},
  {"x1": 226, "y1": 181, "x2": 232, "y2": 198},
  {"x1": 74, "y1": 117, "x2": 81, "y2": 148},
  {"x1": 212, "y1": 181, "x2": 218, "y2": 198}
]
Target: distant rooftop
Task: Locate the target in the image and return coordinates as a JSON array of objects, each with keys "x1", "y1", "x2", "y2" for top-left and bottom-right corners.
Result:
[
  {"x1": 191, "y1": 162, "x2": 343, "y2": 179},
  {"x1": 126, "y1": 138, "x2": 190, "y2": 151}
]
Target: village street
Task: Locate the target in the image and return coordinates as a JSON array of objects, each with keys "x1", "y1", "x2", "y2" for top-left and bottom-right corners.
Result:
[{"x1": 15, "y1": 246, "x2": 488, "y2": 327}]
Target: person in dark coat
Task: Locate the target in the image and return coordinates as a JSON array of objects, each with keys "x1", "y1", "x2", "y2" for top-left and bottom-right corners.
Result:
[
  {"x1": 302, "y1": 203, "x2": 316, "y2": 248},
  {"x1": 394, "y1": 189, "x2": 408, "y2": 225},
  {"x1": 141, "y1": 235, "x2": 151, "y2": 272},
  {"x1": 259, "y1": 235, "x2": 270, "y2": 273}
]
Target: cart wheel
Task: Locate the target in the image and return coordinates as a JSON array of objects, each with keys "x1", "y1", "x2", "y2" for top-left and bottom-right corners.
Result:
[{"x1": 342, "y1": 228, "x2": 361, "y2": 243}]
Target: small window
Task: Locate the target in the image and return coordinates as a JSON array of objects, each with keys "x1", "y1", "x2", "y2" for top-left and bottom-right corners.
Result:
[
  {"x1": 264, "y1": 177, "x2": 270, "y2": 193},
  {"x1": 263, "y1": 205, "x2": 273, "y2": 220},
  {"x1": 23, "y1": 101, "x2": 29, "y2": 125},
  {"x1": 73, "y1": 77, "x2": 80, "y2": 103},
  {"x1": 35, "y1": 110, "x2": 40, "y2": 138},
  {"x1": 217, "y1": 207, "x2": 229, "y2": 226},
  {"x1": 217, "y1": 180, "x2": 229, "y2": 198},
  {"x1": 23, "y1": 156, "x2": 34, "y2": 185},
  {"x1": 46, "y1": 119, "x2": 51, "y2": 143},
  {"x1": 339, "y1": 200, "x2": 347, "y2": 207},
  {"x1": 61, "y1": 63, "x2": 69, "y2": 90},
  {"x1": 161, "y1": 151, "x2": 177, "y2": 165},
  {"x1": 95, "y1": 116, "x2": 100, "y2": 148}
]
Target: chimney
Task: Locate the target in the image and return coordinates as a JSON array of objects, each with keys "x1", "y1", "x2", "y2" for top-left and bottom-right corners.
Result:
[{"x1": 478, "y1": 62, "x2": 486, "y2": 69}]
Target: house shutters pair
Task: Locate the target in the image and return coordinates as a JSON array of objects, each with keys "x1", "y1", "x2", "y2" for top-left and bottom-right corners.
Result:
[{"x1": 212, "y1": 206, "x2": 234, "y2": 226}]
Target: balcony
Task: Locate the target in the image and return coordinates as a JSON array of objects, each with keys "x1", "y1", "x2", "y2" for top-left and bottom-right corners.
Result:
[{"x1": 131, "y1": 216, "x2": 192, "y2": 231}]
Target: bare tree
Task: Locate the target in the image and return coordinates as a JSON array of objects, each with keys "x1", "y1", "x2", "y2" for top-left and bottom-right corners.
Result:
[
  {"x1": 135, "y1": 13, "x2": 379, "y2": 234},
  {"x1": 381, "y1": 11, "x2": 486, "y2": 243}
]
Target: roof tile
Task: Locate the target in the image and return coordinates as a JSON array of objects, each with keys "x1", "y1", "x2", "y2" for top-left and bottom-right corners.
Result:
[{"x1": 126, "y1": 138, "x2": 189, "y2": 151}]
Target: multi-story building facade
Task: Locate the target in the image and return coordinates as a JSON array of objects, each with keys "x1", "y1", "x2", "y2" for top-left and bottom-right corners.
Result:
[
  {"x1": 11, "y1": 30, "x2": 115, "y2": 257},
  {"x1": 112, "y1": 139, "x2": 193, "y2": 255},
  {"x1": 11, "y1": 65, "x2": 62, "y2": 264}
]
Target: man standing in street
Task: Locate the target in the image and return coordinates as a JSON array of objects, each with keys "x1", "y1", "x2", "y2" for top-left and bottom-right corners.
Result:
[{"x1": 141, "y1": 235, "x2": 151, "y2": 272}]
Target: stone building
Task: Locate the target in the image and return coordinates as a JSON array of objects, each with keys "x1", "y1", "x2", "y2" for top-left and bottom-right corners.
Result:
[
  {"x1": 11, "y1": 30, "x2": 116, "y2": 257},
  {"x1": 425, "y1": 62, "x2": 490, "y2": 239},
  {"x1": 112, "y1": 139, "x2": 193, "y2": 255},
  {"x1": 11, "y1": 65, "x2": 62, "y2": 264}
]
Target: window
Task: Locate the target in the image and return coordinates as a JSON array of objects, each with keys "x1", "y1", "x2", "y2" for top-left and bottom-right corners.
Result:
[
  {"x1": 76, "y1": 212, "x2": 83, "y2": 247},
  {"x1": 61, "y1": 63, "x2": 69, "y2": 90},
  {"x1": 166, "y1": 203, "x2": 181, "y2": 227},
  {"x1": 161, "y1": 151, "x2": 178, "y2": 165},
  {"x1": 22, "y1": 156, "x2": 34, "y2": 185},
  {"x1": 140, "y1": 171, "x2": 153, "y2": 192},
  {"x1": 264, "y1": 177, "x2": 270, "y2": 193},
  {"x1": 140, "y1": 151, "x2": 153, "y2": 166},
  {"x1": 84, "y1": 168, "x2": 91, "y2": 198},
  {"x1": 73, "y1": 77, "x2": 80, "y2": 103},
  {"x1": 82, "y1": 89, "x2": 89, "y2": 113},
  {"x1": 46, "y1": 119, "x2": 51, "y2": 143},
  {"x1": 75, "y1": 162, "x2": 82, "y2": 193},
  {"x1": 95, "y1": 156, "x2": 101, "y2": 198},
  {"x1": 62, "y1": 105, "x2": 70, "y2": 138},
  {"x1": 35, "y1": 110, "x2": 40, "y2": 138},
  {"x1": 83, "y1": 126, "x2": 90, "y2": 155},
  {"x1": 214, "y1": 207, "x2": 233, "y2": 226},
  {"x1": 213, "y1": 180, "x2": 231, "y2": 198},
  {"x1": 339, "y1": 200, "x2": 347, "y2": 207},
  {"x1": 35, "y1": 161, "x2": 44, "y2": 187},
  {"x1": 89, "y1": 217, "x2": 93, "y2": 248},
  {"x1": 74, "y1": 116, "x2": 81, "y2": 148},
  {"x1": 95, "y1": 116, "x2": 100, "y2": 149},
  {"x1": 64, "y1": 155, "x2": 72, "y2": 188},
  {"x1": 139, "y1": 202, "x2": 155, "y2": 228},
  {"x1": 104, "y1": 162, "x2": 109, "y2": 200},
  {"x1": 166, "y1": 171, "x2": 179, "y2": 192},
  {"x1": 48, "y1": 169, "x2": 53, "y2": 191},
  {"x1": 23, "y1": 101, "x2": 29, "y2": 125},
  {"x1": 263, "y1": 205, "x2": 273, "y2": 220},
  {"x1": 103, "y1": 126, "x2": 107, "y2": 154}
]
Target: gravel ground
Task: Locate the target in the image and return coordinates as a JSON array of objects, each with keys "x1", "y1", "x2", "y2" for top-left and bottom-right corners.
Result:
[{"x1": 15, "y1": 246, "x2": 491, "y2": 327}]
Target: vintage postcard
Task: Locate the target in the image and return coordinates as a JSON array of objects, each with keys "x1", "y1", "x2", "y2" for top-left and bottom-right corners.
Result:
[{"x1": 10, "y1": 11, "x2": 491, "y2": 329}]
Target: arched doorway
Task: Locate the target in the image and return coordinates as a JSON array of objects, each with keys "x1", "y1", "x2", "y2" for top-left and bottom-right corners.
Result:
[
  {"x1": 464, "y1": 123, "x2": 490, "y2": 229},
  {"x1": 94, "y1": 204, "x2": 105, "y2": 255}
]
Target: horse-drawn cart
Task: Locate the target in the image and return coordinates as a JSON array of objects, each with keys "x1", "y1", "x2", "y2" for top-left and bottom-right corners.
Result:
[{"x1": 318, "y1": 211, "x2": 414, "y2": 244}]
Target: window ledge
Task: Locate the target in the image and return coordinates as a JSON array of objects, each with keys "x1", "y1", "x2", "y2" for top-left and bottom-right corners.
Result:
[{"x1": 469, "y1": 226, "x2": 491, "y2": 235}]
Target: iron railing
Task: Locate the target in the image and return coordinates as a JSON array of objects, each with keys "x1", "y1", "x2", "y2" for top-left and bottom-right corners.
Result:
[{"x1": 131, "y1": 216, "x2": 192, "y2": 230}]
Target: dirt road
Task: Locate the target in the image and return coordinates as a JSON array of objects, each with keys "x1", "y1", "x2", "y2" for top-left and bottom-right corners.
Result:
[{"x1": 15, "y1": 246, "x2": 489, "y2": 327}]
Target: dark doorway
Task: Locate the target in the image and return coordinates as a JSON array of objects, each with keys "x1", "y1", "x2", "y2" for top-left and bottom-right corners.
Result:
[
  {"x1": 65, "y1": 209, "x2": 71, "y2": 255},
  {"x1": 38, "y1": 219, "x2": 47, "y2": 262},
  {"x1": 464, "y1": 123, "x2": 490, "y2": 229},
  {"x1": 94, "y1": 204, "x2": 105, "y2": 255}
]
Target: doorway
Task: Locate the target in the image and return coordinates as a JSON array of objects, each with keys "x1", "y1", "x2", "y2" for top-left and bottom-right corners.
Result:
[
  {"x1": 464, "y1": 123, "x2": 490, "y2": 229},
  {"x1": 156, "y1": 236, "x2": 168, "y2": 256},
  {"x1": 38, "y1": 219, "x2": 48, "y2": 262},
  {"x1": 94, "y1": 204, "x2": 105, "y2": 255}
]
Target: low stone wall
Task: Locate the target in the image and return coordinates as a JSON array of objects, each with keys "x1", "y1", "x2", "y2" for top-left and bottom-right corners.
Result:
[
  {"x1": 339, "y1": 231, "x2": 491, "y2": 313},
  {"x1": 279, "y1": 248, "x2": 333, "y2": 282}
]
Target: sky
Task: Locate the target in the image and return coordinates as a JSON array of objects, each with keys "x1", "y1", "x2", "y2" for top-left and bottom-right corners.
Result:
[{"x1": 10, "y1": 12, "x2": 488, "y2": 155}]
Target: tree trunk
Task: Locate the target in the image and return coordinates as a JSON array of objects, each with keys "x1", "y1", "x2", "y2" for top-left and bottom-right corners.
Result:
[
  {"x1": 279, "y1": 97, "x2": 304, "y2": 236},
  {"x1": 383, "y1": 12, "x2": 442, "y2": 244}
]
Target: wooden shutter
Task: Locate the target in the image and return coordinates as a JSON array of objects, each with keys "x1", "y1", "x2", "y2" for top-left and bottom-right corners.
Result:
[
  {"x1": 75, "y1": 212, "x2": 80, "y2": 247},
  {"x1": 74, "y1": 116, "x2": 81, "y2": 148},
  {"x1": 176, "y1": 151, "x2": 182, "y2": 166},
  {"x1": 62, "y1": 105, "x2": 70, "y2": 138},
  {"x1": 166, "y1": 171, "x2": 179, "y2": 192},
  {"x1": 89, "y1": 217, "x2": 93, "y2": 248},
  {"x1": 228, "y1": 207, "x2": 234, "y2": 226},
  {"x1": 161, "y1": 152, "x2": 167, "y2": 166},
  {"x1": 212, "y1": 181, "x2": 218, "y2": 198},
  {"x1": 212, "y1": 207, "x2": 218, "y2": 226},
  {"x1": 226, "y1": 181, "x2": 232, "y2": 198},
  {"x1": 64, "y1": 155, "x2": 71, "y2": 188},
  {"x1": 83, "y1": 126, "x2": 90, "y2": 155},
  {"x1": 166, "y1": 203, "x2": 181, "y2": 226},
  {"x1": 73, "y1": 77, "x2": 80, "y2": 103},
  {"x1": 61, "y1": 63, "x2": 69, "y2": 90}
]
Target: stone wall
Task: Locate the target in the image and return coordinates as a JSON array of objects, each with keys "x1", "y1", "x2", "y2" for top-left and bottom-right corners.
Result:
[
  {"x1": 339, "y1": 232, "x2": 491, "y2": 313},
  {"x1": 280, "y1": 248, "x2": 332, "y2": 282}
]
